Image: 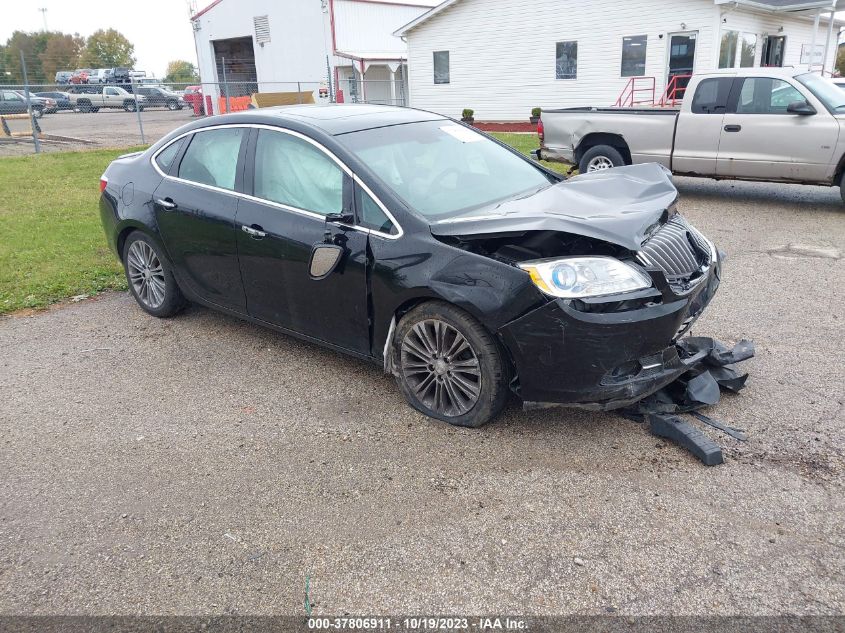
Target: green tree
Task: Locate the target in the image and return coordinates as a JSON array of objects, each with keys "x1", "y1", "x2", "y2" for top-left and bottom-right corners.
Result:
[
  {"x1": 80, "y1": 29, "x2": 136, "y2": 68},
  {"x1": 836, "y1": 44, "x2": 845, "y2": 77},
  {"x1": 1, "y1": 31, "x2": 51, "y2": 83},
  {"x1": 39, "y1": 32, "x2": 85, "y2": 82},
  {"x1": 164, "y1": 60, "x2": 199, "y2": 84}
]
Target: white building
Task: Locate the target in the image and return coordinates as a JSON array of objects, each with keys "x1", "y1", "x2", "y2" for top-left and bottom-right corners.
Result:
[
  {"x1": 189, "y1": 0, "x2": 437, "y2": 112},
  {"x1": 396, "y1": 0, "x2": 844, "y2": 120}
]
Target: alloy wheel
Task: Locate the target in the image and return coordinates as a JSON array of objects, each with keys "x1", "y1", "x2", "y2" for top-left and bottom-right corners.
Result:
[
  {"x1": 126, "y1": 240, "x2": 166, "y2": 309},
  {"x1": 401, "y1": 319, "x2": 482, "y2": 417},
  {"x1": 587, "y1": 156, "x2": 614, "y2": 172}
]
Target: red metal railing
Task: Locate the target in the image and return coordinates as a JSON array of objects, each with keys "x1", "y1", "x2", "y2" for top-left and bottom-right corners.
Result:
[
  {"x1": 658, "y1": 74, "x2": 692, "y2": 107},
  {"x1": 614, "y1": 76, "x2": 656, "y2": 107}
]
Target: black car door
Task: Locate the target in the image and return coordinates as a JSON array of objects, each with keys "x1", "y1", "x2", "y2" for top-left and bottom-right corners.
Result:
[
  {"x1": 152, "y1": 126, "x2": 249, "y2": 313},
  {"x1": 235, "y1": 127, "x2": 370, "y2": 354}
]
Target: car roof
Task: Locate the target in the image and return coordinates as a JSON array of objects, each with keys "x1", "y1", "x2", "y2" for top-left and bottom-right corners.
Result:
[{"x1": 230, "y1": 103, "x2": 446, "y2": 135}]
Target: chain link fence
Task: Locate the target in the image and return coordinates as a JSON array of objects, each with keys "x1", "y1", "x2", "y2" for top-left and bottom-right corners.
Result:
[{"x1": 2, "y1": 68, "x2": 408, "y2": 156}]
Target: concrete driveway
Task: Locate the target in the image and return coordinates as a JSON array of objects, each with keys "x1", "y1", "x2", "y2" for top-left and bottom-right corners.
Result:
[{"x1": 0, "y1": 178, "x2": 843, "y2": 616}]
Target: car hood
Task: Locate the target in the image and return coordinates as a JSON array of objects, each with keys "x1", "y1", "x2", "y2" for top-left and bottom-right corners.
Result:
[{"x1": 429, "y1": 163, "x2": 678, "y2": 251}]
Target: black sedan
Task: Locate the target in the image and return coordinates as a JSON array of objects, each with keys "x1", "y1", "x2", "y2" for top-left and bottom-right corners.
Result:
[
  {"x1": 99, "y1": 105, "x2": 720, "y2": 427},
  {"x1": 133, "y1": 86, "x2": 185, "y2": 110},
  {"x1": 35, "y1": 91, "x2": 73, "y2": 111}
]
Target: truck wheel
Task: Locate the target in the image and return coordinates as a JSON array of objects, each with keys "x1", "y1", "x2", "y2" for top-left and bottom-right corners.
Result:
[
  {"x1": 840, "y1": 184, "x2": 845, "y2": 205},
  {"x1": 78, "y1": 100, "x2": 91, "y2": 113},
  {"x1": 31, "y1": 107, "x2": 44, "y2": 119},
  {"x1": 91, "y1": 107, "x2": 100, "y2": 113},
  {"x1": 167, "y1": 100, "x2": 179, "y2": 111},
  {"x1": 124, "y1": 101, "x2": 137, "y2": 112},
  {"x1": 579, "y1": 145, "x2": 625, "y2": 173}
]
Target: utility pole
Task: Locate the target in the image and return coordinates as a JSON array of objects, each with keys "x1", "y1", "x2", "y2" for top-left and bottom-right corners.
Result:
[{"x1": 38, "y1": 8, "x2": 48, "y2": 32}]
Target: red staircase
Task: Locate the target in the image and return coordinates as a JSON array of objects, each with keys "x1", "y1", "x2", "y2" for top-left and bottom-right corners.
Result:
[
  {"x1": 612, "y1": 74, "x2": 692, "y2": 108},
  {"x1": 614, "y1": 76, "x2": 656, "y2": 107},
  {"x1": 657, "y1": 74, "x2": 692, "y2": 107}
]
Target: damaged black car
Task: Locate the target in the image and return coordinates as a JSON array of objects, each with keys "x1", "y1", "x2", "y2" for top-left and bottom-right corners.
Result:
[{"x1": 99, "y1": 104, "x2": 721, "y2": 428}]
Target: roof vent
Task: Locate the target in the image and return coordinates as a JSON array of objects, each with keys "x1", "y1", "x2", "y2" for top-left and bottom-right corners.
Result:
[{"x1": 254, "y1": 15, "x2": 271, "y2": 45}]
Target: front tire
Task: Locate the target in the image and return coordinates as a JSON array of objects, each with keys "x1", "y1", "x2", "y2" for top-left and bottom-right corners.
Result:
[
  {"x1": 579, "y1": 144, "x2": 625, "y2": 173},
  {"x1": 167, "y1": 100, "x2": 179, "y2": 111},
  {"x1": 122, "y1": 232, "x2": 186, "y2": 318},
  {"x1": 394, "y1": 301, "x2": 510, "y2": 428},
  {"x1": 124, "y1": 101, "x2": 137, "y2": 112}
]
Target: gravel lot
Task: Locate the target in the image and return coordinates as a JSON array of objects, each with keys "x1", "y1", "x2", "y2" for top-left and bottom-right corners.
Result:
[
  {"x1": 0, "y1": 177, "x2": 843, "y2": 616},
  {"x1": 0, "y1": 109, "x2": 193, "y2": 156}
]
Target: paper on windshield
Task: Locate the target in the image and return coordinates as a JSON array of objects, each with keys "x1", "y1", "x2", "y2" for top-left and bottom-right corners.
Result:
[{"x1": 440, "y1": 124, "x2": 484, "y2": 143}]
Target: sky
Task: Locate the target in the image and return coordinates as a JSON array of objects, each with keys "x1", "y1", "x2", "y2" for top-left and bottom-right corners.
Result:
[{"x1": 0, "y1": 0, "x2": 200, "y2": 79}]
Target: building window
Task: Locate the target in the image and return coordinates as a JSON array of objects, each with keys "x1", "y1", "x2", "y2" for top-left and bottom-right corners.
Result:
[
  {"x1": 621, "y1": 35, "x2": 647, "y2": 77},
  {"x1": 740, "y1": 32, "x2": 757, "y2": 67},
  {"x1": 719, "y1": 30, "x2": 739, "y2": 68},
  {"x1": 720, "y1": 30, "x2": 758, "y2": 68},
  {"x1": 555, "y1": 41, "x2": 578, "y2": 80},
  {"x1": 433, "y1": 51, "x2": 450, "y2": 84}
]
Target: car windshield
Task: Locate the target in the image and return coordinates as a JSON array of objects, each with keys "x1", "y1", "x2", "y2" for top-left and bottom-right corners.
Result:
[
  {"x1": 796, "y1": 73, "x2": 845, "y2": 111},
  {"x1": 340, "y1": 120, "x2": 553, "y2": 218}
]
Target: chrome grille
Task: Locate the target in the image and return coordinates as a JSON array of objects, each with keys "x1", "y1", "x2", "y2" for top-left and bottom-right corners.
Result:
[{"x1": 637, "y1": 216, "x2": 710, "y2": 278}]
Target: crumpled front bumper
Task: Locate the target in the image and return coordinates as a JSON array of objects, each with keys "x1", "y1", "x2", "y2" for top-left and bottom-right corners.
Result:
[{"x1": 499, "y1": 254, "x2": 722, "y2": 411}]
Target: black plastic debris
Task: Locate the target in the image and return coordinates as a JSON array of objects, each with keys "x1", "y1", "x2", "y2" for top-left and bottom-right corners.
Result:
[
  {"x1": 621, "y1": 337, "x2": 755, "y2": 465},
  {"x1": 648, "y1": 414, "x2": 724, "y2": 466}
]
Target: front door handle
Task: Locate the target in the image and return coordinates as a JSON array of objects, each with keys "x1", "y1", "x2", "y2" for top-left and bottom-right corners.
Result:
[
  {"x1": 724, "y1": 125, "x2": 742, "y2": 132},
  {"x1": 242, "y1": 224, "x2": 267, "y2": 239},
  {"x1": 155, "y1": 197, "x2": 177, "y2": 210}
]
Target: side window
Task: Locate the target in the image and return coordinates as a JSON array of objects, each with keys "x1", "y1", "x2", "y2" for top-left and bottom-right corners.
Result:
[
  {"x1": 178, "y1": 127, "x2": 245, "y2": 190},
  {"x1": 691, "y1": 78, "x2": 733, "y2": 114},
  {"x1": 356, "y1": 185, "x2": 396, "y2": 235},
  {"x1": 253, "y1": 130, "x2": 343, "y2": 216},
  {"x1": 155, "y1": 138, "x2": 185, "y2": 173},
  {"x1": 433, "y1": 51, "x2": 450, "y2": 85},
  {"x1": 736, "y1": 78, "x2": 804, "y2": 114}
]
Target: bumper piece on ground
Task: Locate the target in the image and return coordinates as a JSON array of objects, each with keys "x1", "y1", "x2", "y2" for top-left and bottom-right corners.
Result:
[{"x1": 648, "y1": 413, "x2": 724, "y2": 466}]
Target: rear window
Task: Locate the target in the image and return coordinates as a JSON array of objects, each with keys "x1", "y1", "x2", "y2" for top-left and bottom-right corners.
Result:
[
  {"x1": 178, "y1": 128, "x2": 245, "y2": 190},
  {"x1": 155, "y1": 138, "x2": 185, "y2": 172},
  {"x1": 691, "y1": 77, "x2": 733, "y2": 114}
]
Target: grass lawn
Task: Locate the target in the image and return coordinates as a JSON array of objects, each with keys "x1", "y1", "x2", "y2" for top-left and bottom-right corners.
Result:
[
  {"x1": 488, "y1": 132, "x2": 570, "y2": 176},
  {"x1": 0, "y1": 147, "x2": 144, "y2": 314},
  {"x1": 0, "y1": 135, "x2": 565, "y2": 315}
]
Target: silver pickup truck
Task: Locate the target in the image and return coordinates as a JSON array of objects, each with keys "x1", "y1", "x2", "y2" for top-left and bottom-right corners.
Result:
[
  {"x1": 67, "y1": 85, "x2": 146, "y2": 113},
  {"x1": 537, "y1": 68, "x2": 845, "y2": 203}
]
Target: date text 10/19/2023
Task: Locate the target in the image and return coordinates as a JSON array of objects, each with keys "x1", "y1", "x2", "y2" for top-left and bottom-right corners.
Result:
[{"x1": 308, "y1": 617, "x2": 528, "y2": 630}]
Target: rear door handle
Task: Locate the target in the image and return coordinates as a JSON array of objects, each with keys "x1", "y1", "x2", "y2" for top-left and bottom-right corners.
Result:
[
  {"x1": 242, "y1": 224, "x2": 267, "y2": 239},
  {"x1": 724, "y1": 125, "x2": 742, "y2": 132},
  {"x1": 155, "y1": 197, "x2": 177, "y2": 210}
]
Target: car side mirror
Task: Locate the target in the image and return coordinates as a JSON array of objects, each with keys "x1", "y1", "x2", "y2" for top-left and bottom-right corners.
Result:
[
  {"x1": 309, "y1": 244, "x2": 344, "y2": 280},
  {"x1": 786, "y1": 100, "x2": 816, "y2": 115}
]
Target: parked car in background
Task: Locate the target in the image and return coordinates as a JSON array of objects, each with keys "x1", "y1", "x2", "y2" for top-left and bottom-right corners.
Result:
[
  {"x1": 538, "y1": 68, "x2": 845, "y2": 203},
  {"x1": 99, "y1": 105, "x2": 721, "y2": 428},
  {"x1": 111, "y1": 67, "x2": 132, "y2": 84},
  {"x1": 182, "y1": 85, "x2": 205, "y2": 114},
  {"x1": 0, "y1": 90, "x2": 52, "y2": 117},
  {"x1": 92, "y1": 69, "x2": 110, "y2": 83},
  {"x1": 35, "y1": 91, "x2": 73, "y2": 111},
  {"x1": 133, "y1": 86, "x2": 185, "y2": 110},
  {"x1": 67, "y1": 84, "x2": 145, "y2": 112},
  {"x1": 70, "y1": 69, "x2": 94, "y2": 84},
  {"x1": 55, "y1": 71, "x2": 74, "y2": 84}
]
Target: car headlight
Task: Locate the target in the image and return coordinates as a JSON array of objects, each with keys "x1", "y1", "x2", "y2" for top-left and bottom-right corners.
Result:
[{"x1": 518, "y1": 256, "x2": 652, "y2": 299}]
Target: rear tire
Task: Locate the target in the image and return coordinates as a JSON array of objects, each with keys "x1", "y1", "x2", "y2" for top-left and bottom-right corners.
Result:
[
  {"x1": 840, "y1": 183, "x2": 845, "y2": 205},
  {"x1": 122, "y1": 231, "x2": 186, "y2": 318},
  {"x1": 393, "y1": 301, "x2": 510, "y2": 428},
  {"x1": 78, "y1": 100, "x2": 91, "y2": 113},
  {"x1": 579, "y1": 144, "x2": 626, "y2": 173},
  {"x1": 124, "y1": 101, "x2": 137, "y2": 112}
]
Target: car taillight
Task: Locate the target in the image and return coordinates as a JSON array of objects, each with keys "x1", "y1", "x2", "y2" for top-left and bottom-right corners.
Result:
[
  {"x1": 99, "y1": 176, "x2": 108, "y2": 193},
  {"x1": 537, "y1": 119, "x2": 544, "y2": 145}
]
